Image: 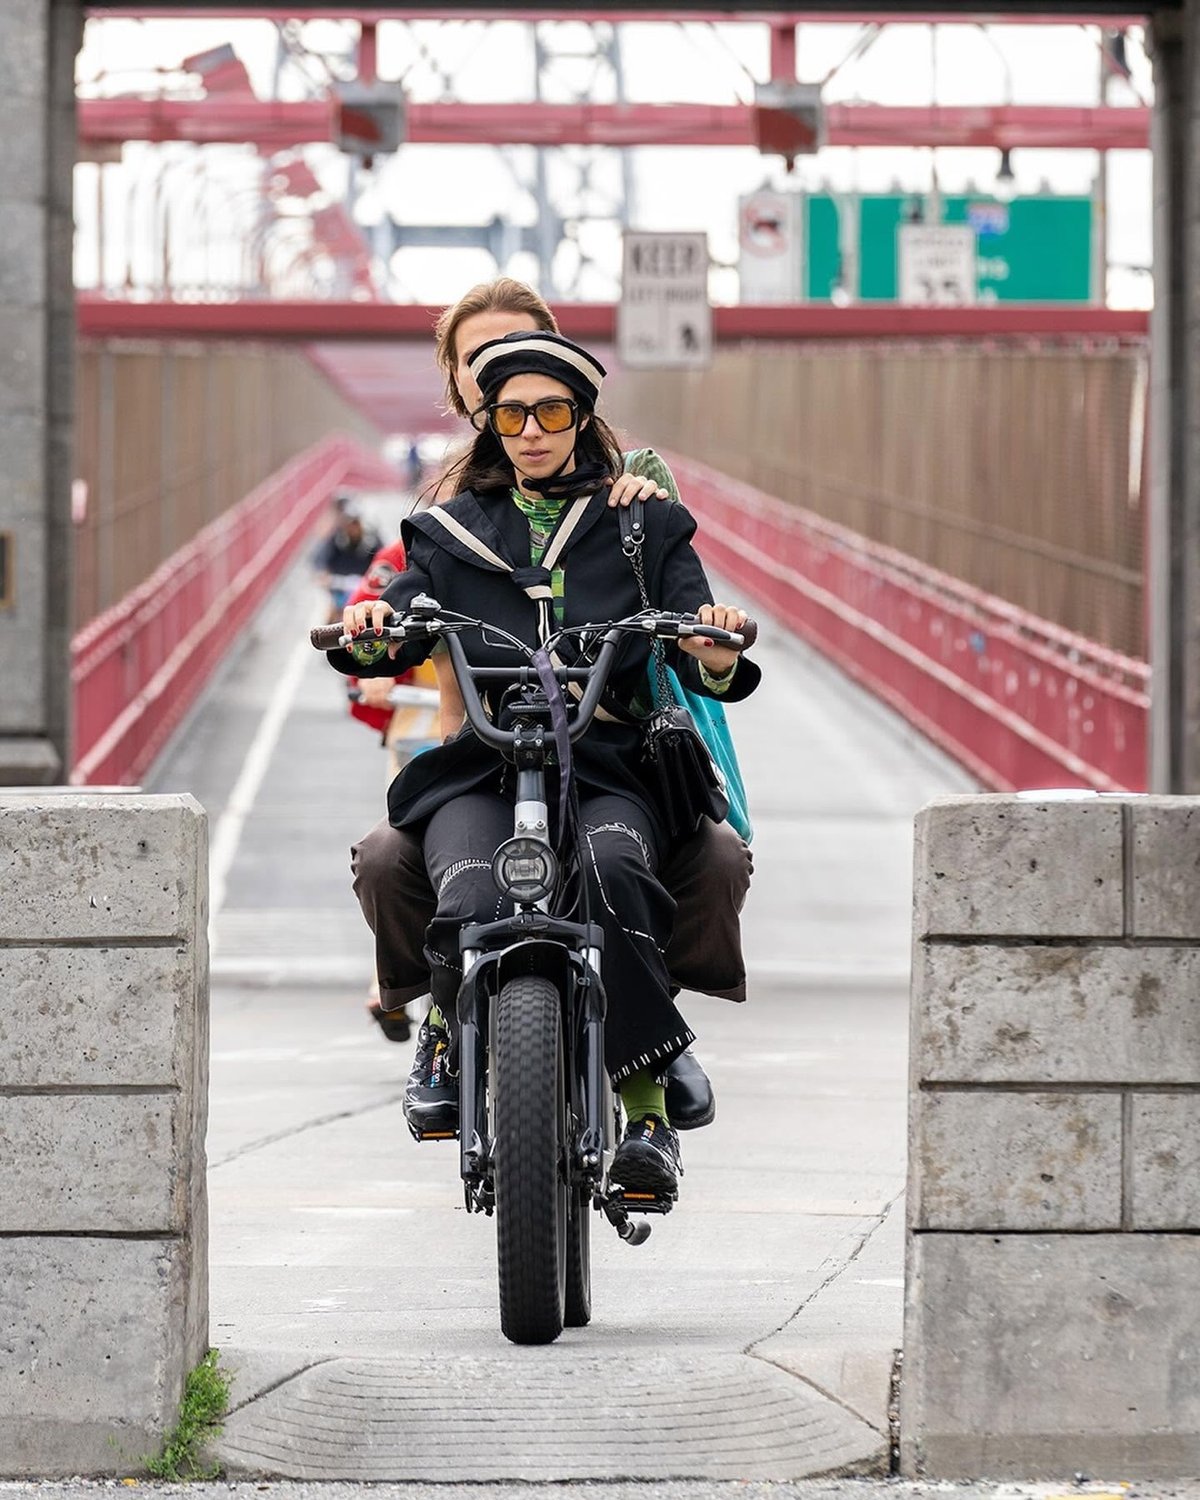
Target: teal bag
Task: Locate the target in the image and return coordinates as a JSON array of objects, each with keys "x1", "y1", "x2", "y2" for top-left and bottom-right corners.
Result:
[
  {"x1": 649, "y1": 662, "x2": 753, "y2": 845},
  {"x1": 620, "y1": 495, "x2": 754, "y2": 845}
]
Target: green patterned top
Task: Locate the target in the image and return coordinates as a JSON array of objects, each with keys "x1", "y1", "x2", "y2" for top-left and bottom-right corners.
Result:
[{"x1": 510, "y1": 487, "x2": 567, "y2": 628}]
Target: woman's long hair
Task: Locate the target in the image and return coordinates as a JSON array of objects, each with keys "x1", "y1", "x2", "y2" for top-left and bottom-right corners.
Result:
[
  {"x1": 433, "y1": 278, "x2": 558, "y2": 419},
  {"x1": 444, "y1": 408, "x2": 625, "y2": 499}
]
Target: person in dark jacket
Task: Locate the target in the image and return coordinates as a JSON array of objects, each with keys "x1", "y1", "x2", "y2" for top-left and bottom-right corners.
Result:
[
  {"x1": 312, "y1": 508, "x2": 384, "y2": 622},
  {"x1": 350, "y1": 278, "x2": 751, "y2": 1136},
  {"x1": 330, "y1": 330, "x2": 761, "y2": 1197}
]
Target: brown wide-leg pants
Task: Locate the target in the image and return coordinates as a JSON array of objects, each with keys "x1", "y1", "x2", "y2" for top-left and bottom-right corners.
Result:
[{"x1": 351, "y1": 813, "x2": 752, "y2": 1011}]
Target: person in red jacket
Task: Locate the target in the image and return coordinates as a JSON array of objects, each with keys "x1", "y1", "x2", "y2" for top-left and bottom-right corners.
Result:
[{"x1": 345, "y1": 540, "x2": 411, "y2": 738}]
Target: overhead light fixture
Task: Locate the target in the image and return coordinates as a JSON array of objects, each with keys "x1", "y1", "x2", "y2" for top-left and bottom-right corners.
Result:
[{"x1": 994, "y1": 148, "x2": 1017, "y2": 204}]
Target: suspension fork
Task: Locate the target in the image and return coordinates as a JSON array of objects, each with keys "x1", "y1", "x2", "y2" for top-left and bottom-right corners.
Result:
[
  {"x1": 458, "y1": 947, "x2": 490, "y2": 1207},
  {"x1": 577, "y1": 944, "x2": 608, "y2": 1178}
]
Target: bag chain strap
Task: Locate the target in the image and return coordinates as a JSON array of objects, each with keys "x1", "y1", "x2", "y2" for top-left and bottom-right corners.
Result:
[{"x1": 622, "y1": 502, "x2": 674, "y2": 712}]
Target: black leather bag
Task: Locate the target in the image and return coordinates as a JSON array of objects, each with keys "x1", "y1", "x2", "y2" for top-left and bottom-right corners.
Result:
[
  {"x1": 618, "y1": 499, "x2": 730, "y2": 842},
  {"x1": 641, "y1": 700, "x2": 730, "y2": 842}
]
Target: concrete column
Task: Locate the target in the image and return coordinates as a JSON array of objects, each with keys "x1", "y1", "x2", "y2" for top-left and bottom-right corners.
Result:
[
  {"x1": 1149, "y1": 4, "x2": 1200, "y2": 791},
  {"x1": 0, "y1": 0, "x2": 80, "y2": 784},
  {"x1": 903, "y1": 793, "x2": 1200, "y2": 1479},
  {"x1": 0, "y1": 792, "x2": 209, "y2": 1475}
]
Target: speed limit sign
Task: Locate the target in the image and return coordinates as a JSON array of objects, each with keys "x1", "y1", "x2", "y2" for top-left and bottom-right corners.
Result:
[{"x1": 898, "y1": 224, "x2": 977, "y2": 306}]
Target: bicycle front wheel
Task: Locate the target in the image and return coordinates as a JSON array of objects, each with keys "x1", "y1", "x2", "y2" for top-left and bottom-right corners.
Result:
[{"x1": 493, "y1": 974, "x2": 568, "y2": 1344}]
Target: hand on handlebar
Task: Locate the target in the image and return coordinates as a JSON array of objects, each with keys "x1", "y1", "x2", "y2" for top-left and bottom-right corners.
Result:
[
  {"x1": 342, "y1": 596, "x2": 399, "y2": 653},
  {"x1": 675, "y1": 603, "x2": 749, "y2": 677}
]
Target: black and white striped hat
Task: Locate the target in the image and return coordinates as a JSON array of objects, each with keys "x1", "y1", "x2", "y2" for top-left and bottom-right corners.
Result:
[{"x1": 468, "y1": 330, "x2": 606, "y2": 410}]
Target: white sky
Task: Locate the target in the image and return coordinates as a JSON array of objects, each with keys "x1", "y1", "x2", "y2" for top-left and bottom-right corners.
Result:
[{"x1": 75, "y1": 16, "x2": 1154, "y2": 308}]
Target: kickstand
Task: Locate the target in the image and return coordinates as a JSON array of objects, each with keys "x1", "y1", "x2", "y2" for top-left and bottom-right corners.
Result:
[{"x1": 603, "y1": 1197, "x2": 652, "y2": 1245}]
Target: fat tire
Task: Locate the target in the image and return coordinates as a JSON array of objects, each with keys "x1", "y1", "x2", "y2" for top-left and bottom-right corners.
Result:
[{"x1": 494, "y1": 975, "x2": 567, "y2": 1345}]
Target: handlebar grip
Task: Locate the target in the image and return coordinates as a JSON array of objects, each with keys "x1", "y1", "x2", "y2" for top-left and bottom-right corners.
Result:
[
  {"x1": 310, "y1": 624, "x2": 348, "y2": 651},
  {"x1": 738, "y1": 619, "x2": 758, "y2": 650}
]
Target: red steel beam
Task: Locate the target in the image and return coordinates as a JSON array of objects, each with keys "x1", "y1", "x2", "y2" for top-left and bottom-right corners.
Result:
[
  {"x1": 87, "y1": 9, "x2": 1150, "y2": 23},
  {"x1": 78, "y1": 97, "x2": 1152, "y2": 151},
  {"x1": 76, "y1": 296, "x2": 1150, "y2": 343}
]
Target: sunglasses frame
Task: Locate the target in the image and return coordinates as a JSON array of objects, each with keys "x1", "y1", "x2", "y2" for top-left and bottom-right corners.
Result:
[{"x1": 472, "y1": 397, "x2": 580, "y2": 437}]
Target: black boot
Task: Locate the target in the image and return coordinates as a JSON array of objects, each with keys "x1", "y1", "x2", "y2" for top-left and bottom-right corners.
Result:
[{"x1": 664, "y1": 1049, "x2": 715, "y2": 1130}]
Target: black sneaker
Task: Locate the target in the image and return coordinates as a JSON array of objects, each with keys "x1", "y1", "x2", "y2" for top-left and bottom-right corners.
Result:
[
  {"x1": 368, "y1": 1000, "x2": 411, "y2": 1044},
  {"x1": 402, "y1": 1012, "x2": 460, "y2": 1140},
  {"x1": 610, "y1": 1113, "x2": 682, "y2": 1197}
]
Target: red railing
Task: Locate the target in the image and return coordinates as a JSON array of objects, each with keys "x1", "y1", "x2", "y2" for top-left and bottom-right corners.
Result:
[
  {"x1": 671, "y1": 452, "x2": 1149, "y2": 793},
  {"x1": 71, "y1": 433, "x2": 397, "y2": 786}
]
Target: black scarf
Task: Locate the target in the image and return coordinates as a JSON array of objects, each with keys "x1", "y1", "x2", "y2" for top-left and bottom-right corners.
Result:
[{"x1": 524, "y1": 459, "x2": 612, "y2": 503}]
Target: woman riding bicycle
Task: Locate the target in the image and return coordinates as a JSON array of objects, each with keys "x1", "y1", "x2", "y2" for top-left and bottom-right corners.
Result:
[
  {"x1": 332, "y1": 331, "x2": 761, "y2": 1198},
  {"x1": 351, "y1": 277, "x2": 753, "y2": 1133}
]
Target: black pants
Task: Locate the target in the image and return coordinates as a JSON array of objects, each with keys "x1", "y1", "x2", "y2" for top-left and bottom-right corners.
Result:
[
  {"x1": 352, "y1": 813, "x2": 751, "y2": 1013},
  {"x1": 419, "y1": 789, "x2": 692, "y2": 1085}
]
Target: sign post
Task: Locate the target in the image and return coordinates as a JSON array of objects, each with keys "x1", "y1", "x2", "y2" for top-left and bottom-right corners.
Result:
[{"x1": 617, "y1": 230, "x2": 712, "y2": 369}]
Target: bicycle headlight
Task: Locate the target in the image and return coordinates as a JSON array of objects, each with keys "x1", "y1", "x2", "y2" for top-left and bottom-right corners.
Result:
[{"x1": 491, "y1": 836, "x2": 558, "y2": 904}]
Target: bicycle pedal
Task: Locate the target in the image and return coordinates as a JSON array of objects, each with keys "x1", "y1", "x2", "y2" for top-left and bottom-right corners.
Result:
[
  {"x1": 608, "y1": 1187, "x2": 676, "y2": 1215},
  {"x1": 408, "y1": 1124, "x2": 460, "y2": 1143}
]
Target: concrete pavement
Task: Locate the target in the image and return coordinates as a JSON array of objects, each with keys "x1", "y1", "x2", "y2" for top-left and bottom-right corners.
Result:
[{"x1": 145, "y1": 529, "x2": 976, "y2": 1482}]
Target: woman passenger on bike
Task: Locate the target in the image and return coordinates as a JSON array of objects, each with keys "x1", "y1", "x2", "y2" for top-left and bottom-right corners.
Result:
[
  {"x1": 331, "y1": 330, "x2": 761, "y2": 1197},
  {"x1": 351, "y1": 278, "x2": 753, "y2": 1137}
]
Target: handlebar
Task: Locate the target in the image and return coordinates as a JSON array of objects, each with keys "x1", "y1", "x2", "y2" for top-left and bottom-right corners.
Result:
[
  {"x1": 309, "y1": 612, "x2": 758, "y2": 654},
  {"x1": 312, "y1": 603, "x2": 758, "y2": 753}
]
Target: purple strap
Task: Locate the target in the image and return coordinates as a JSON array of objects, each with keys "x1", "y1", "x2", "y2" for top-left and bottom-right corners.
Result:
[{"x1": 532, "y1": 647, "x2": 573, "y2": 841}]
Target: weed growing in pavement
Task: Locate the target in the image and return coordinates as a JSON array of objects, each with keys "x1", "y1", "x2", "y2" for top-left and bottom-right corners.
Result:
[{"x1": 144, "y1": 1348, "x2": 231, "y2": 1480}]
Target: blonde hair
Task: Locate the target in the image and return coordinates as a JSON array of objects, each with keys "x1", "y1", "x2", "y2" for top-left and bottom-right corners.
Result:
[{"x1": 433, "y1": 278, "x2": 558, "y2": 418}]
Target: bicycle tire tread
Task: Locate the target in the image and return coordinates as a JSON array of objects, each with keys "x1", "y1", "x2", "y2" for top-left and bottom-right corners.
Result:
[{"x1": 494, "y1": 975, "x2": 566, "y2": 1345}]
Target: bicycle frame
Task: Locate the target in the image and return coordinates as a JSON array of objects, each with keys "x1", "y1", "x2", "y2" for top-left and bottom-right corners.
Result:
[{"x1": 444, "y1": 627, "x2": 611, "y2": 1220}]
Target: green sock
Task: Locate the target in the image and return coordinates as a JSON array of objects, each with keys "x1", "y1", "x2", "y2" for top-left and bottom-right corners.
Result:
[{"x1": 619, "y1": 1068, "x2": 668, "y2": 1126}]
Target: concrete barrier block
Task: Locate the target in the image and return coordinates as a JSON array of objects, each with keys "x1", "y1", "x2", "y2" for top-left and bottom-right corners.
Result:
[
  {"x1": 1130, "y1": 1094, "x2": 1200, "y2": 1229},
  {"x1": 0, "y1": 201, "x2": 46, "y2": 307},
  {"x1": 0, "y1": 304, "x2": 46, "y2": 417},
  {"x1": 912, "y1": 1090, "x2": 1121, "y2": 1231},
  {"x1": 0, "y1": 793, "x2": 209, "y2": 1473},
  {"x1": 0, "y1": 945, "x2": 192, "y2": 1088},
  {"x1": 1130, "y1": 796, "x2": 1200, "y2": 937},
  {"x1": 0, "y1": 1096, "x2": 181, "y2": 1233},
  {"x1": 914, "y1": 795, "x2": 1124, "y2": 938},
  {"x1": 0, "y1": 793, "x2": 206, "y2": 941},
  {"x1": 902, "y1": 1232, "x2": 1200, "y2": 1478},
  {"x1": 0, "y1": 1235, "x2": 207, "y2": 1477},
  {"x1": 0, "y1": 1, "x2": 47, "y2": 104},
  {"x1": 913, "y1": 943, "x2": 1200, "y2": 1085}
]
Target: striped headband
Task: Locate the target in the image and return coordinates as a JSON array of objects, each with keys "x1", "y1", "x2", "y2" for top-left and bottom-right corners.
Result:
[{"x1": 467, "y1": 331, "x2": 606, "y2": 409}]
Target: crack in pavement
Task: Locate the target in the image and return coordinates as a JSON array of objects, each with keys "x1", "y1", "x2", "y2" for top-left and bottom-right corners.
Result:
[
  {"x1": 742, "y1": 1185, "x2": 906, "y2": 1434},
  {"x1": 209, "y1": 1090, "x2": 407, "y2": 1169},
  {"x1": 224, "y1": 1357, "x2": 336, "y2": 1419}
]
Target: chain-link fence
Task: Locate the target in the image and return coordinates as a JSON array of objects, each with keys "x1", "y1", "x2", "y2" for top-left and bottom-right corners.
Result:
[
  {"x1": 73, "y1": 341, "x2": 381, "y2": 631},
  {"x1": 605, "y1": 340, "x2": 1148, "y2": 659}
]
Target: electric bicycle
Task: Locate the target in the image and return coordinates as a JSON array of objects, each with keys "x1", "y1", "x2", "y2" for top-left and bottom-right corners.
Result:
[{"x1": 313, "y1": 597, "x2": 755, "y2": 1345}]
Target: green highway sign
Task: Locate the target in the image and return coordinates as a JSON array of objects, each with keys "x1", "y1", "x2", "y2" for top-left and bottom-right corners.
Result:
[{"x1": 803, "y1": 192, "x2": 1094, "y2": 305}]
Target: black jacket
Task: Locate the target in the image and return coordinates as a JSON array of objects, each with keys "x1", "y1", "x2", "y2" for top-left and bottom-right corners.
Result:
[{"x1": 327, "y1": 485, "x2": 761, "y2": 837}]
